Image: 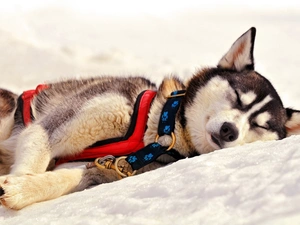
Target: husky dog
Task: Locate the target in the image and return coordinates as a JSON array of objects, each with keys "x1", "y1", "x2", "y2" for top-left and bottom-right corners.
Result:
[{"x1": 0, "y1": 27, "x2": 299, "y2": 210}]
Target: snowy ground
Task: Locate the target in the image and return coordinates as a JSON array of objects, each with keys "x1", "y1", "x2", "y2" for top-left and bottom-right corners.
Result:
[{"x1": 1, "y1": 1, "x2": 300, "y2": 224}]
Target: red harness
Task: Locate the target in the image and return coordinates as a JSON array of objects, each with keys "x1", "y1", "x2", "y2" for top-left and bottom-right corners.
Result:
[
  {"x1": 21, "y1": 84, "x2": 49, "y2": 126},
  {"x1": 21, "y1": 85, "x2": 156, "y2": 164}
]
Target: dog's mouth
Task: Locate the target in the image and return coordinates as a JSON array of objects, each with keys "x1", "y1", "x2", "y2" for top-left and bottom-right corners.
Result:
[{"x1": 210, "y1": 133, "x2": 223, "y2": 149}]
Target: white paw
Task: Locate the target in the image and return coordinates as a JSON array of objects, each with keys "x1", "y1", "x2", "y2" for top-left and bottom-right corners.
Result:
[{"x1": 0, "y1": 175, "x2": 36, "y2": 210}]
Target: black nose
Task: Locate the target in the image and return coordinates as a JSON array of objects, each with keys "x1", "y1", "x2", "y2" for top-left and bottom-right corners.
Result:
[{"x1": 220, "y1": 122, "x2": 238, "y2": 142}]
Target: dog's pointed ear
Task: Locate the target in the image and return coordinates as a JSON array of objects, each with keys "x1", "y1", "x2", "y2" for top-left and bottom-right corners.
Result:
[
  {"x1": 285, "y1": 108, "x2": 300, "y2": 136},
  {"x1": 218, "y1": 27, "x2": 256, "y2": 72}
]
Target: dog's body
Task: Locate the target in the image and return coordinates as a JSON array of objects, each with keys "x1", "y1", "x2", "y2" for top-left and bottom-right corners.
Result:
[{"x1": 0, "y1": 27, "x2": 300, "y2": 209}]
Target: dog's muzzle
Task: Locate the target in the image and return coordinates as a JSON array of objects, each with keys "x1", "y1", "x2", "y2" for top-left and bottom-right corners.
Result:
[{"x1": 211, "y1": 122, "x2": 239, "y2": 148}]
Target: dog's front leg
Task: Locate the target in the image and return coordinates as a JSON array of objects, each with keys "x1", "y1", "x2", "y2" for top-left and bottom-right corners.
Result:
[
  {"x1": 11, "y1": 124, "x2": 52, "y2": 175},
  {"x1": 0, "y1": 168, "x2": 84, "y2": 209},
  {"x1": 0, "y1": 166, "x2": 119, "y2": 210}
]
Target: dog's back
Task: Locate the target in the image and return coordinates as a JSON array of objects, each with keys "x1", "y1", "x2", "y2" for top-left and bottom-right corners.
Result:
[
  {"x1": 14, "y1": 76, "x2": 156, "y2": 129},
  {"x1": 3, "y1": 77, "x2": 155, "y2": 173}
]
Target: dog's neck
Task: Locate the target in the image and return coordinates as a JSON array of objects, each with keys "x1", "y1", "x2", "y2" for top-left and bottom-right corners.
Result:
[{"x1": 144, "y1": 77, "x2": 197, "y2": 163}]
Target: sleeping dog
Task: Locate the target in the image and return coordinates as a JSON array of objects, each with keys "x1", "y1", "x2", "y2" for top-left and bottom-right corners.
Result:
[{"x1": 0, "y1": 27, "x2": 299, "y2": 209}]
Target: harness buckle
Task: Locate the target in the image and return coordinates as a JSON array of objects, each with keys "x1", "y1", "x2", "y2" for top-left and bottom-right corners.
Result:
[
  {"x1": 155, "y1": 132, "x2": 176, "y2": 151},
  {"x1": 114, "y1": 156, "x2": 137, "y2": 178},
  {"x1": 94, "y1": 155, "x2": 116, "y2": 170},
  {"x1": 93, "y1": 155, "x2": 137, "y2": 178}
]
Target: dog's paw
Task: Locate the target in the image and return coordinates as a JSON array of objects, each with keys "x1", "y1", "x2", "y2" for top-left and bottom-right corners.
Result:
[
  {"x1": 0, "y1": 176, "x2": 22, "y2": 209},
  {"x1": 0, "y1": 176, "x2": 8, "y2": 205},
  {"x1": 0, "y1": 185, "x2": 5, "y2": 196},
  {"x1": 0, "y1": 175, "x2": 35, "y2": 210},
  {"x1": 0, "y1": 175, "x2": 7, "y2": 184}
]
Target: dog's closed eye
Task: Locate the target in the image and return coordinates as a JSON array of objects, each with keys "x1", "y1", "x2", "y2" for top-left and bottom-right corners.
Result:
[{"x1": 251, "y1": 121, "x2": 270, "y2": 130}]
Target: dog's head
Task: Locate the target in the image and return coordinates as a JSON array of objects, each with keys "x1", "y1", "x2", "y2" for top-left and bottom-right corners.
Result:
[{"x1": 183, "y1": 27, "x2": 300, "y2": 154}]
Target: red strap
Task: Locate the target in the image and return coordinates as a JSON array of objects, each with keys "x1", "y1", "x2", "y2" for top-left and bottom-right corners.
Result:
[
  {"x1": 21, "y1": 84, "x2": 49, "y2": 126},
  {"x1": 55, "y1": 90, "x2": 156, "y2": 165}
]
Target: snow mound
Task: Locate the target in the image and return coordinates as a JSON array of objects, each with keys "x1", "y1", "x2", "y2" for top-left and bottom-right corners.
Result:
[{"x1": 2, "y1": 135, "x2": 300, "y2": 225}]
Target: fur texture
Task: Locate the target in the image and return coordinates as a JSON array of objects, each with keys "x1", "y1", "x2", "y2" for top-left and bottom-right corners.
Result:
[{"x1": 0, "y1": 27, "x2": 300, "y2": 210}]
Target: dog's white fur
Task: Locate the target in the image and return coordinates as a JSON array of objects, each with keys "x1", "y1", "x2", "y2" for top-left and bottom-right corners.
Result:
[{"x1": 1, "y1": 27, "x2": 300, "y2": 210}]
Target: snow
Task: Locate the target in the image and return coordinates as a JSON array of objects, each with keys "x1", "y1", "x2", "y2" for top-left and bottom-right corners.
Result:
[
  {"x1": 1, "y1": 1, "x2": 300, "y2": 224},
  {"x1": 2, "y1": 137, "x2": 300, "y2": 224}
]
